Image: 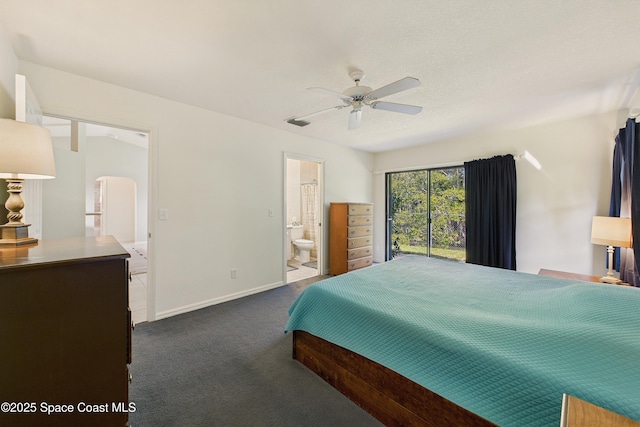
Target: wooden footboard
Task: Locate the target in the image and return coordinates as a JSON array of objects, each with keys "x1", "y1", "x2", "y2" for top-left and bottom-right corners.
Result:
[{"x1": 292, "y1": 330, "x2": 497, "y2": 427}]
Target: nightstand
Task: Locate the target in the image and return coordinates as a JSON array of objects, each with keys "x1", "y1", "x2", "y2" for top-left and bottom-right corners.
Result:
[{"x1": 538, "y1": 268, "x2": 632, "y2": 286}]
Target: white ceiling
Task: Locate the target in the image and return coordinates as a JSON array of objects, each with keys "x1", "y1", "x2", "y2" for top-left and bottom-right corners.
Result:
[{"x1": 1, "y1": 0, "x2": 639, "y2": 153}]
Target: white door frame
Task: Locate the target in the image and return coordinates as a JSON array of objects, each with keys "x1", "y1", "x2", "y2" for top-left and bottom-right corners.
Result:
[
  {"x1": 40, "y1": 110, "x2": 157, "y2": 321},
  {"x1": 283, "y1": 152, "x2": 325, "y2": 281}
]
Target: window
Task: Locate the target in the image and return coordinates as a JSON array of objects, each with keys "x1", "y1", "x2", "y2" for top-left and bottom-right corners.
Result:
[{"x1": 385, "y1": 167, "x2": 465, "y2": 261}]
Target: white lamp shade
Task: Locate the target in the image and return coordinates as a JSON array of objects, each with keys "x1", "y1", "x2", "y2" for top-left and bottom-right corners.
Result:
[
  {"x1": 0, "y1": 118, "x2": 56, "y2": 179},
  {"x1": 591, "y1": 216, "x2": 632, "y2": 248}
]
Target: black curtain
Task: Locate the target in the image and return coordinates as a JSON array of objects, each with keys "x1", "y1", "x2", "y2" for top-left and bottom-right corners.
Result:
[
  {"x1": 464, "y1": 154, "x2": 517, "y2": 270},
  {"x1": 609, "y1": 118, "x2": 640, "y2": 286},
  {"x1": 609, "y1": 137, "x2": 622, "y2": 271},
  {"x1": 629, "y1": 119, "x2": 640, "y2": 282}
]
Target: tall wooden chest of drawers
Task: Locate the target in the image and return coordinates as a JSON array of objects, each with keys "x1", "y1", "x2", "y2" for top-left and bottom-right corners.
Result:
[
  {"x1": 329, "y1": 202, "x2": 373, "y2": 275},
  {"x1": 0, "y1": 236, "x2": 132, "y2": 427}
]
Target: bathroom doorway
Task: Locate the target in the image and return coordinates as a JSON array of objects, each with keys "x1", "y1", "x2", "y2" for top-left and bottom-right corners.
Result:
[{"x1": 284, "y1": 154, "x2": 324, "y2": 283}]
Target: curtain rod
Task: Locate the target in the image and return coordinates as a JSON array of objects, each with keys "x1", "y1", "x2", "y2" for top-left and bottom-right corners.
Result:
[
  {"x1": 373, "y1": 155, "x2": 517, "y2": 175},
  {"x1": 375, "y1": 151, "x2": 543, "y2": 176},
  {"x1": 373, "y1": 160, "x2": 465, "y2": 175}
]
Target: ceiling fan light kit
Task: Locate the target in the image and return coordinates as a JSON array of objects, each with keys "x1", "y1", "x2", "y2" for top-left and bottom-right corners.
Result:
[{"x1": 287, "y1": 69, "x2": 422, "y2": 130}]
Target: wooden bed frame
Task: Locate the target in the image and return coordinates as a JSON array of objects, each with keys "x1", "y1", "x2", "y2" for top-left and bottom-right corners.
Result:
[{"x1": 292, "y1": 330, "x2": 497, "y2": 427}]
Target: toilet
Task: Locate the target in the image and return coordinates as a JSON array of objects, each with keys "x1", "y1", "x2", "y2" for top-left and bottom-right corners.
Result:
[{"x1": 290, "y1": 224, "x2": 314, "y2": 263}]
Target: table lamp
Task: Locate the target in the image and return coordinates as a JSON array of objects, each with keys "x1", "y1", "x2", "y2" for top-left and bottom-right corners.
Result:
[
  {"x1": 0, "y1": 118, "x2": 56, "y2": 246},
  {"x1": 591, "y1": 216, "x2": 632, "y2": 284}
]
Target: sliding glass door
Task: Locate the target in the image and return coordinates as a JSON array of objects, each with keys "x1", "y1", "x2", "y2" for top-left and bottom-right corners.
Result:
[{"x1": 386, "y1": 167, "x2": 465, "y2": 261}]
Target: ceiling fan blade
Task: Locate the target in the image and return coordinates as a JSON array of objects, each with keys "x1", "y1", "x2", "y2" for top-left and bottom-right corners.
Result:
[
  {"x1": 348, "y1": 108, "x2": 362, "y2": 130},
  {"x1": 286, "y1": 105, "x2": 344, "y2": 127},
  {"x1": 370, "y1": 101, "x2": 422, "y2": 115},
  {"x1": 367, "y1": 77, "x2": 421, "y2": 100},
  {"x1": 308, "y1": 87, "x2": 352, "y2": 102}
]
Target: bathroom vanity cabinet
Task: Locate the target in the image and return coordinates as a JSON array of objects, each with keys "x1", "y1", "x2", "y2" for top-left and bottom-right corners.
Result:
[
  {"x1": 0, "y1": 236, "x2": 132, "y2": 427},
  {"x1": 329, "y1": 202, "x2": 373, "y2": 275}
]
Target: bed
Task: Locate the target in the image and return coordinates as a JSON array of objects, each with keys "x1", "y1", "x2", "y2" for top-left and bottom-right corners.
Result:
[{"x1": 285, "y1": 255, "x2": 640, "y2": 426}]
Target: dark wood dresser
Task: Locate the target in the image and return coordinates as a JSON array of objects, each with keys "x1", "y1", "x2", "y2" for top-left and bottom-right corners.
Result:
[{"x1": 0, "y1": 236, "x2": 132, "y2": 426}]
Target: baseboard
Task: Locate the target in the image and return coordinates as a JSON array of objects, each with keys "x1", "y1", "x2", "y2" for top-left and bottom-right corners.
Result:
[{"x1": 155, "y1": 280, "x2": 284, "y2": 320}]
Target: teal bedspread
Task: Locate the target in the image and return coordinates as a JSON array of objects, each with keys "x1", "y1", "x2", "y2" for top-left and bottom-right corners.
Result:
[{"x1": 285, "y1": 256, "x2": 640, "y2": 426}]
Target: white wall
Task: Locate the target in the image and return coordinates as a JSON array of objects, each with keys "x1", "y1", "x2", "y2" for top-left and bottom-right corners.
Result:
[
  {"x1": 17, "y1": 61, "x2": 373, "y2": 320},
  {"x1": 42, "y1": 142, "x2": 86, "y2": 239},
  {"x1": 374, "y1": 112, "x2": 621, "y2": 275}
]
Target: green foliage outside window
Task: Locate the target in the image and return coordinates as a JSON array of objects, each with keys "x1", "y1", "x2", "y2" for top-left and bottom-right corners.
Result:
[{"x1": 390, "y1": 168, "x2": 465, "y2": 261}]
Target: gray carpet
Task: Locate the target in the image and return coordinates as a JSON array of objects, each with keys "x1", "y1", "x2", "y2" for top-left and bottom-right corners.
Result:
[{"x1": 129, "y1": 282, "x2": 383, "y2": 426}]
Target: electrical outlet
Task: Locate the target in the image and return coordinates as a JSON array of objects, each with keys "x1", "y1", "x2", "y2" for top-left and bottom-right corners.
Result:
[{"x1": 231, "y1": 269, "x2": 237, "y2": 279}]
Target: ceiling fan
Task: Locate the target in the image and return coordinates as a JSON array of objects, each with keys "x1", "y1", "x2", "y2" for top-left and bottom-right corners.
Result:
[{"x1": 287, "y1": 69, "x2": 422, "y2": 130}]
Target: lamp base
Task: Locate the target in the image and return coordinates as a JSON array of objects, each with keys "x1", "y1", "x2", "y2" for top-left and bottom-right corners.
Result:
[
  {"x1": 599, "y1": 275, "x2": 622, "y2": 285},
  {"x1": 0, "y1": 223, "x2": 38, "y2": 246}
]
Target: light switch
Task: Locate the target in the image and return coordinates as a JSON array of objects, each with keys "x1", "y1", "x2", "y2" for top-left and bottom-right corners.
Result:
[{"x1": 159, "y1": 208, "x2": 169, "y2": 220}]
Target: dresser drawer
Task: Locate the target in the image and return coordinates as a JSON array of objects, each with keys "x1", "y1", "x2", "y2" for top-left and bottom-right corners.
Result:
[
  {"x1": 348, "y1": 215, "x2": 372, "y2": 226},
  {"x1": 348, "y1": 236, "x2": 373, "y2": 249},
  {"x1": 348, "y1": 204, "x2": 373, "y2": 215},
  {"x1": 348, "y1": 246, "x2": 373, "y2": 260},
  {"x1": 348, "y1": 226, "x2": 372, "y2": 238},
  {"x1": 347, "y1": 256, "x2": 373, "y2": 271}
]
